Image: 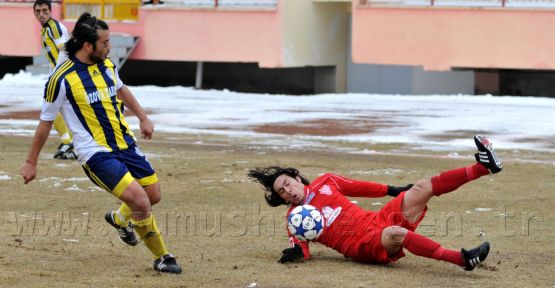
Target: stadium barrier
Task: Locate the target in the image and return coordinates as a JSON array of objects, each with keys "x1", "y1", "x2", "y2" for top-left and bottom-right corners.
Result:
[
  {"x1": 63, "y1": 0, "x2": 141, "y2": 21},
  {"x1": 359, "y1": 0, "x2": 555, "y2": 8},
  {"x1": 60, "y1": 0, "x2": 277, "y2": 21},
  {"x1": 157, "y1": 0, "x2": 277, "y2": 8}
]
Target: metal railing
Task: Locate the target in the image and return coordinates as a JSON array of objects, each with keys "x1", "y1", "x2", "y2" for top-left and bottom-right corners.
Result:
[
  {"x1": 63, "y1": 0, "x2": 141, "y2": 21},
  {"x1": 157, "y1": 0, "x2": 278, "y2": 8},
  {"x1": 61, "y1": 0, "x2": 277, "y2": 21},
  {"x1": 0, "y1": 0, "x2": 46, "y2": 2},
  {"x1": 359, "y1": 0, "x2": 555, "y2": 8}
]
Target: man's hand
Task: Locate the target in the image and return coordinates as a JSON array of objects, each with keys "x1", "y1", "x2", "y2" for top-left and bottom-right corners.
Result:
[
  {"x1": 139, "y1": 117, "x2": 154, "y2": 140},
  {"x1": 20, "y1": 119, "x2": 53, "y2": 184},
  {"x1": 20, "y1": 161, "x2": 37, "y2": 184},
  {"x1": 278, "y1": 244, "x2": 304, "y2": 263},
  {"x1": 387, "y1": 184, "x2": 414, "y2": 197}
]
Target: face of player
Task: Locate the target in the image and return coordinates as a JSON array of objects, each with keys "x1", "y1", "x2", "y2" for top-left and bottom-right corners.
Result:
[
  {"x1": 273, "y1": 174, "x2": 305, "y2": 205},
  {"x1": 34, "y1": 4, "x2": 51, "y2": 26},
  {"x1": 89, "y1": 29, "x2": 111, "y2": 63}
]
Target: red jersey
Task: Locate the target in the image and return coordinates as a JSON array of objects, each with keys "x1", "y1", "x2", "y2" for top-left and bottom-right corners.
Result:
[{"x1": 286, "y1": 173, "x2": 389, "y2": 260}]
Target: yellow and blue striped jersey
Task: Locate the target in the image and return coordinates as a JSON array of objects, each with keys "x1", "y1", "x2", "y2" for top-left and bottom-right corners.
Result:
[
  {"x1": 40, "y1": 18, "x2": 69, "y2": 69},
  {"x1": 40, "y1": 57, "x2": 136, "y2": 164}
]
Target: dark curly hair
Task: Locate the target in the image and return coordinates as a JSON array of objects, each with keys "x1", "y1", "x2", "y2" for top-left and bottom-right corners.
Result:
[
  {"x1": 247, "y1": 166, "x2": 310, "y2": 207},
  {"x1": 64, "y1": 13, "x2": 109, "y2": 57},
  {"x1": 33, "y1": 0, "x2": 51, "y2": 11}
]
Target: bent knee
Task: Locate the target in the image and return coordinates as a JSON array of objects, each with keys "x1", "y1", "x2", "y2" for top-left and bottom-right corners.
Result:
[
  {"x1": 381, "y1": 226, "x2": 409, "y2": 246},
  {"x1": 149, "y1": 193, "x2": 161, "y2": 205},
  {"x1": 405, "y1": 179, "x2": 433, "y2": 199},
  {"x1": 144, "y1": 183, "x2": 161, "y2": 205},
  {"x1": 410, "y1": 179, "x2": 432, "y2": 193}
]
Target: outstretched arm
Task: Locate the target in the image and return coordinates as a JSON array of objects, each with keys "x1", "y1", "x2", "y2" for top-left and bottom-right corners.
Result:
[
  {"x1": 117, "y1": 85, "x2": 154, "y2": 140},
  {"x1": 327, "y1": 173, "x2": 412, "y2": 197},
  {"x1": 20, "y1": 120, "x2": 53, "y2": 184}
]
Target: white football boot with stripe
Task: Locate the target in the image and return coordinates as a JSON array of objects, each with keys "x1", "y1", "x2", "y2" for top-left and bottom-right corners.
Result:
[
  {"x1": 461, "y1": 242, "x2": 490, "y2": 271},
  {"x1": 474, "y1": 135, "x2": 503, "y2": 174}
]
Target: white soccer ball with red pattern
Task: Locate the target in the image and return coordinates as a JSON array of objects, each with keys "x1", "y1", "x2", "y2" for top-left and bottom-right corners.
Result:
[{"x1": 287, "y1": 205, "x2": 324, "y2": 241}]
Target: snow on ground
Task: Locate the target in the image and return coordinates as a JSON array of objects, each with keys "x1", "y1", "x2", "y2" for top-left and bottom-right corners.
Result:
[{"x1": 1, "y1": 71, "x2": 554, "y2": 152}]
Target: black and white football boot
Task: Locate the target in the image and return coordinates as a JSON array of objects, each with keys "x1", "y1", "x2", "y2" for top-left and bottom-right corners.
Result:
[
  {"x1": 104, "y1": 211, "x2": 138, "y2": 246},
  {"x1": 474, "y1": 135, "x2": 503, "y2": 174},
  {"x1": 54, "y1": 143, "x2": 77, "y2": 160},
  {"x1": 153, "y1": 253, "x2": 182, "y2": 274},
  {"x1": 461, "y1": 241, "x2": 490, "y2": 271}
]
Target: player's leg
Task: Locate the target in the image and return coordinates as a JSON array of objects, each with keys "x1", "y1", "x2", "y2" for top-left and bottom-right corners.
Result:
[
  {"x1": 126, "y1": 145, "x2": 161, "y2": 206},
  {"x1": 83, "y1": 152, "x2": 140, "y2": 246},
  {"x1": 52, "y1": 114, "x2": 76, "y2": 159},
  {"x1": 117, "y1": 181, "x2": 181, "y2": 273},
  {"x1": 431, "y1": 135, "x2": 502, "y2": 197},
  {"x1": 108, "y1": 182, "x2": 160, "y2": 240},
  {"x1": 120, "y1": 146, "x2": 182, "y2": 274},
  {"x1": 111, "y1": 146, "x2": 161, "y2": 226},
  {"x1": 402, "y1": 135, "x2": 502, "y2": 223},
  {"x1": 143, "y1": 182, "x2": 161, "y2": 205},
  {"x1": 53, "y1": 113, "x2": 71, "y2": 145},
  {"x1": 400, "y1": 179, "x2": 433, "y2": 223},
  {"x1": 84, "y1": 151, "x2": 181, "y2": 273},
  {"x1": 381, "y1": 226, "x2": 489, "y2": 271},
  {"x1": 118, "y1": 181, "x2": 152, "y2": 220}
]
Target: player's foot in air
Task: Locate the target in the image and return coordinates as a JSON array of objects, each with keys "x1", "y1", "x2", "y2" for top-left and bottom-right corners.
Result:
[
  {"x1": 153, "y1": 253, "x2": 182, "y2": 274},
  {"x1": 474, "y1": 135, "x2": 503, "y2": 174},
  {"x1": 104, "y1": 211, "x2": 138, "y2": 246},
  {"x1": 461, "y1": 241, "x2": 490, "y2": 271},
  {"x1": 54, "y1": 143, "x2": 78, "y2": 160}
]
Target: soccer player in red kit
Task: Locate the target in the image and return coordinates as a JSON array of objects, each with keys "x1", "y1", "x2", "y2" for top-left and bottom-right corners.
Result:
[{"x1": 248, "y1": 135, "x2": 502, "y2": 271}]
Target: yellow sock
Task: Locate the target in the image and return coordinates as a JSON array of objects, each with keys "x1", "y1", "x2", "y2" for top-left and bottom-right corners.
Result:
[
  {"x1": 53, "y1": 114, "x2": 72, "y2": 144},
  {"x1": 131, "y1": 214, "x2": 169, "y2": 259},
  {"x1": 114, "y1": 203, "x2": 133, "y2": 227}
]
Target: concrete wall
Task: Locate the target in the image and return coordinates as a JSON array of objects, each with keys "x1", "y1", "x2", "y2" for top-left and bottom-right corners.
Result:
[
  {"x1": 131, "y1": 7, "x2": 283, "y2": 67},
  {"x1": 0, "y1": 1, "x2": 349, "y2": 92},
  {"x1": 346, "y1": 11, "x2": 474, "y2": 95},
  {"x1": 281, "y1": 0, "x2": 350, "y2": 91},
  {"x1": 0, "y1": 3, "x2": 53, "y2": 56},
  {"x1": 347, "y1": 63, "x2": 474, "y2": 94},
  {"x1": 352, "y1": 5, "x2": 555, "y2": 71},
  {"x1": 6, "y1": 1, "x2": 548, "y2": 94},
  {"x1": 411, "y1": 67, "x2": 474, "y2": 94},
  {"x1": 0, "y1": 3, "x2": 284, "y2": 66}
]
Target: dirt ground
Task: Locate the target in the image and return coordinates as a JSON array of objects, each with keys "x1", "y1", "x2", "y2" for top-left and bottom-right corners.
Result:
[{"x1": 0, "y1": 132, "x2": 554, "y2": 288}]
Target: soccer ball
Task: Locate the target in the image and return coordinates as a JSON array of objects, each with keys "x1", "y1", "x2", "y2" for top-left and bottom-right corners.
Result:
[{"x1": 287, "y1": 205, "x2": 324, "y2": 241}]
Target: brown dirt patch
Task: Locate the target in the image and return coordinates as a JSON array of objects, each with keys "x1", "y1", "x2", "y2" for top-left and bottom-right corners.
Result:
[
  {"x1": 0, "y1": 109, "x2": 155, "y2": 120},
  {"x1": 1, "y1": 133, "x2": 554, "y2": 287},
  {"x1": 514, "y1": 136, "x2": 555, "y2": 149},
  {"x1": 252, "y1": 118, "x2": 399, "y2": 136},
  {"x1": 0, "y1": 110, "x2": 41, "y2": 120}
]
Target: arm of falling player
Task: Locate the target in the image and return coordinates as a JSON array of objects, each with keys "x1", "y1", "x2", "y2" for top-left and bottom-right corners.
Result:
[{"x1": 326, "y1": 173, "x2": 389, "y2": 198}]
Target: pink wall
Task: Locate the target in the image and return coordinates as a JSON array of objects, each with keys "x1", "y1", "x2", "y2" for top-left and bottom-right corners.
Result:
[
  {"x1": 0, "y1": 3, "x2": 60, "y2": 56},
  {"x1": 131, "y1": 9, "x2": 283, "y2": 67},
  {"x1": 352, "y1": 6, "x2": 555, "y2": 70},
  {"x1": 0, "y1": 4, "x2": 283, "y2": 67},
  {"x1": 8, "y1": 3, "x2": 555, "y2": 71}
]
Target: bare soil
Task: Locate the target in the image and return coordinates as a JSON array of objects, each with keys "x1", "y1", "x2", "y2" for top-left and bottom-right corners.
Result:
[{"x1": 0, "y1": 132, "x2": 554, "y2": 288}]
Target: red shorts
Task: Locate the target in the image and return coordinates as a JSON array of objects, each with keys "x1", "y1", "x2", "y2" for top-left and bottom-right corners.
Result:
[{"x1": 349, "y1": 192, "x2": 427, "y2": 264}]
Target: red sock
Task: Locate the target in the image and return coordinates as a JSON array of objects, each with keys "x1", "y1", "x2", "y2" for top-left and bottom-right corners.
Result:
[
  {"x1": 403, "y1": 231, "x2": 464, "y2": 267},
  {"x1": 431, "y1": 163, "x2": 489, "y2": 196}
]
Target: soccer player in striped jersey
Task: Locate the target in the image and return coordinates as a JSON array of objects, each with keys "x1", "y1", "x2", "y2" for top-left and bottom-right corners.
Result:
[
  {"x1": 33, "y1": 0, "x2": 76, "y2": 160},
  {"x1": 20, "y1": 12, "x2": 182, "y2": 274},
  {"x1": 248, "y1": 135, "x2": 502, "y2": 271}
]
